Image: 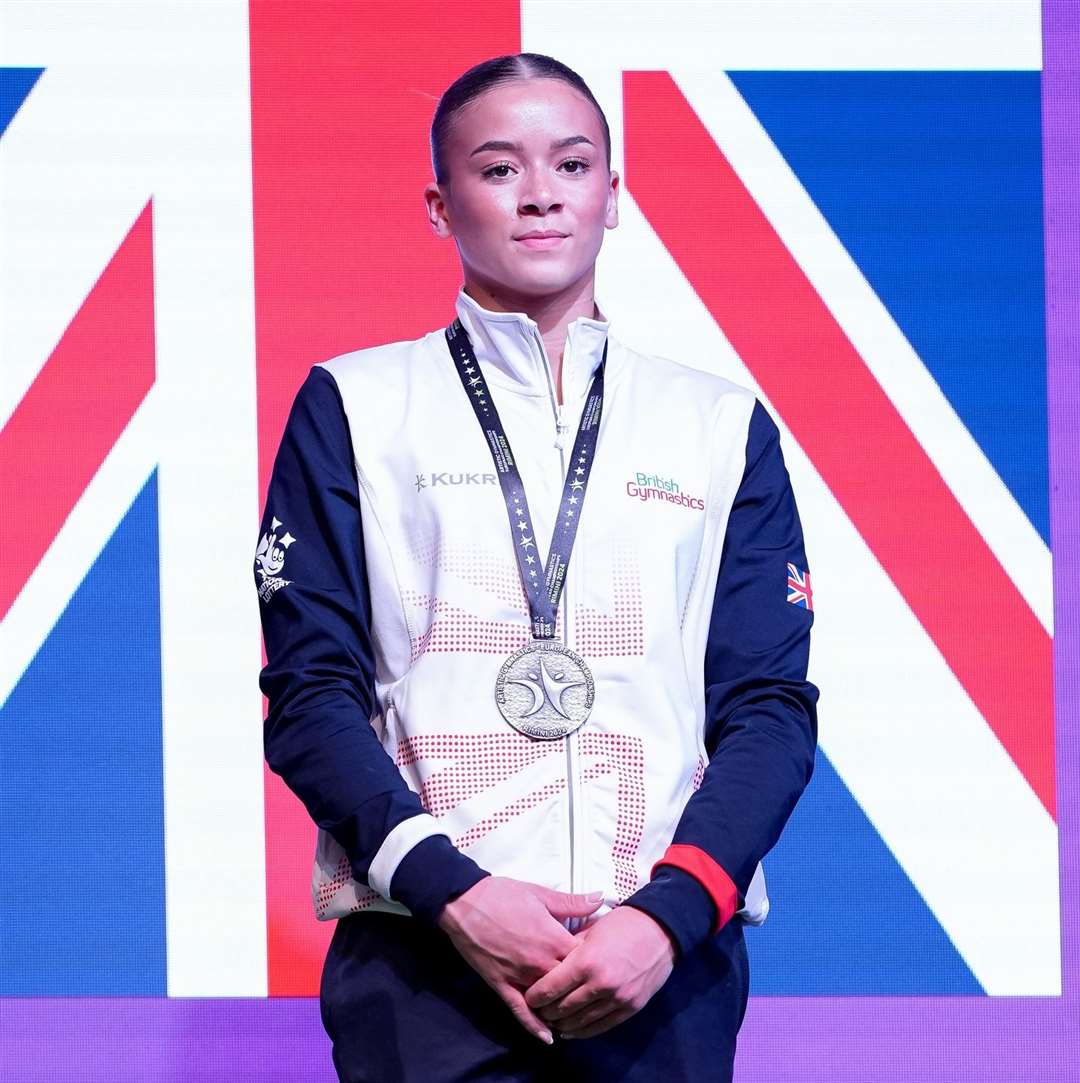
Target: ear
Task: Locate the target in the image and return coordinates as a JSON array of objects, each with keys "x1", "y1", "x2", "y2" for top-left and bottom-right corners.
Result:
[
  {"x1": 424, "y1": 182, "x2": 454, "y2": 239},
  {"x1": 605, "y1": 170, "x2": 620, "y2": 230}
]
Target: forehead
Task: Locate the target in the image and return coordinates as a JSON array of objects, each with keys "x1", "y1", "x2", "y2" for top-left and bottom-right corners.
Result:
[{"x1": 447, "y1": 77, "x2": 602, "y2": 149}]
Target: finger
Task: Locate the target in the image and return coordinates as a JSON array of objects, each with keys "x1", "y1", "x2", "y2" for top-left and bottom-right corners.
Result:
[
  {"x1": 497, "y1": 982, "x2": 555, "y2": 1046},
  {"x1": 537, "y1": 887, "x2": 605, "y2": 921},
  {"x1": 524, "y1": 954, "x2": 588, "y2": 1010},
  {"x1": 548, "y1": 993, "x2": 612, "y2": 1030},
  {"x1": 537, "y1": 982, "x2": 600, "y2": 1023},
  {"x1": 560, "y1": 1005, "x2": 635, "y2": 1040}
]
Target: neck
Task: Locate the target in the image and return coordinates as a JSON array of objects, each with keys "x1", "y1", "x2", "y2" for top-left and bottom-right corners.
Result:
[{"x1": 463, "y1": 274, "x2": 599, "y2": 403}]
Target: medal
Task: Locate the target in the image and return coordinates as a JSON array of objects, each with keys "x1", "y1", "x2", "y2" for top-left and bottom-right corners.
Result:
[
  {"x1": 445, "y1": 318, "x2": 607, "y2": 739},
  {"x1": 494, "y1": 639, "x2": 595, "y2": 739}
]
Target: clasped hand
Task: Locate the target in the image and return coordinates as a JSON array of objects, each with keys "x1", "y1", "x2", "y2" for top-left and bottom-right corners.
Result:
[{"x1": 437, "y1": 876, "x2": 677, "y2": 1044}]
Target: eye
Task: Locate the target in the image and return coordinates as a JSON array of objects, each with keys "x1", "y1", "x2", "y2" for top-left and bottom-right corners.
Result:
[{"x1": 481, "y1": 157, "x2": 592, "y2": 180}]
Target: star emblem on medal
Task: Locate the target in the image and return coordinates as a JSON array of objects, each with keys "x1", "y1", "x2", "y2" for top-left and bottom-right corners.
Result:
[{"x1": 494, "y1": 641, "x2": 596, "y2": 739}]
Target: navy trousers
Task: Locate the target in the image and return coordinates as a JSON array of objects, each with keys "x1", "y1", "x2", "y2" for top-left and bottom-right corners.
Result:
[{"x1": 320, "y1": 909, "x2": 749, "y2": 1082}]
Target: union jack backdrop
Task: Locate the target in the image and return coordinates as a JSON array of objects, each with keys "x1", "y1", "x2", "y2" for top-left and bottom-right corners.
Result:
[{"x1": 2, "y1": 1, "x2": 1077, "y2": 1079}]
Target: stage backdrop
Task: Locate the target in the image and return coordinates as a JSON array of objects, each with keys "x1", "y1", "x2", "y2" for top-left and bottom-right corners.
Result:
[{"x1": 1, "y1": 1, "x2": 1077, "y2": 1079}]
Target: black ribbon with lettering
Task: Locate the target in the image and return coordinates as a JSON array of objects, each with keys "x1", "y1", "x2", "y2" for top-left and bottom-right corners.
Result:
[{"x1": 444, "y1": 318, "x2": 606, "y2": 639}]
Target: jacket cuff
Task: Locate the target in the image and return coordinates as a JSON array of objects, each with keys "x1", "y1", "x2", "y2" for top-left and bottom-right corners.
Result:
[
  {"x1": 654, "y1": 843, "x2": 740, "y2": 934},
  {"x1": 620, "y1": 846, "x2": 740, "y2": 958},
  {"x1": 387, "y1": 834, "x2": 490, "y2": 927}
]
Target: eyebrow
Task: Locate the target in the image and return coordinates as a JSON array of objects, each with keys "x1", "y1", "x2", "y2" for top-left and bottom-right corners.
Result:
[{"x1": 469, "y1": 135, "x2": 596, "y2": 157}]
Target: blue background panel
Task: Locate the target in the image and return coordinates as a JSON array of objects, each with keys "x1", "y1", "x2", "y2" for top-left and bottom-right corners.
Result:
[
  {"x1": 0, "y1": 472, "x2": 167, "y2": 995},
  {"x1": 748, "y1": 750, "x2": 983, "y2": 995}
]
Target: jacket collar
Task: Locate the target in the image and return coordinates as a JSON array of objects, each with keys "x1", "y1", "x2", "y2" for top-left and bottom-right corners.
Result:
[{"x1": 451, "y1": 285, "x2": 610, "y2": 402}]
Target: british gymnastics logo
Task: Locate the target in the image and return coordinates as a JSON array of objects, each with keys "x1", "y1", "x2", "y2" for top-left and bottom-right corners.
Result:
[{"x1": 625, "y1": 471, "x2": 705, "y2": 511}]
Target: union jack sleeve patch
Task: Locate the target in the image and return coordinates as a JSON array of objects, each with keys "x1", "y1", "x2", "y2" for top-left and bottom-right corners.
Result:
[{"x1": 787, "y1": 562, "x2": 814, "y2": 611}]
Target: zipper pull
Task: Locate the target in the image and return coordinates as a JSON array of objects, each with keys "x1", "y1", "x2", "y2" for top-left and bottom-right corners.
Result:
[{"x1": 555, "y1": 402, "x2": 570, "y2": 449}]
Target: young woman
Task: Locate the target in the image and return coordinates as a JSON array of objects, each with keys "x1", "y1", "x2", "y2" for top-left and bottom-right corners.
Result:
[{"x1": 255, "y1": 52, "x2": 819, "y2": 1083}]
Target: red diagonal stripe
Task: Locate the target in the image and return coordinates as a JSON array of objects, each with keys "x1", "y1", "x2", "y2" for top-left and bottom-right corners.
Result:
[
  {"x1": 250, "y1": 0, "x2": 521, "y2": 995},
  {"x1": 623, "y1": 72, "x2": 1055, "y2": 819},
  {"x1": 0, "y1": 201, "x2": 156, "y2": 622}
]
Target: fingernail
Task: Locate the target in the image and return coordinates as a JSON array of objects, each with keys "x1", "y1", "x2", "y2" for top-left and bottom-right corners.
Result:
[
  {"x1": 588, "y1": 891, "x2": 603, "y2": 900},
  {"x1": 540, "y1": 1030, "x2": 554, "y2": 1045}
]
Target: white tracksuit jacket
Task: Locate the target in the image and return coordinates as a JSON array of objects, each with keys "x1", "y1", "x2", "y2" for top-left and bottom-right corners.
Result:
[{"x1": 255, "y1": 286, "x2": 819, "y2": 959}]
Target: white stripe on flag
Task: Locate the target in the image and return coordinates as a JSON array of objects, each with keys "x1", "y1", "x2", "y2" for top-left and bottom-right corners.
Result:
[
  {"x1": 521, "y1": 0, "x2": 1041, "y2": 71},
  {"x1": 3, "y1": 0, "x2": 268, "y2": 997}
]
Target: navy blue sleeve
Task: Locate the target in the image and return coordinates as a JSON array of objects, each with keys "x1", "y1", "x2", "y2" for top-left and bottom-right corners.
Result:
[
  {"x1": 621, "y1": 399, "x2": 819, "y2": 958},
  {"x1": 255, "y1": 365, "x2": 490, "y2": 925}
]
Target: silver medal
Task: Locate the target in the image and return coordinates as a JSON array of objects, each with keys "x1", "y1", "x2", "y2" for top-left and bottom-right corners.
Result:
[{"x1": 495, "y1": 639, "x2": 595, "y2": 740}]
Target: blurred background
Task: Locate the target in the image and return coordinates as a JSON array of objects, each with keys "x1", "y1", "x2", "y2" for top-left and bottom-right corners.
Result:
[{"x1": 1, "y1": 1, "x2": 1076, "y2": 1078}]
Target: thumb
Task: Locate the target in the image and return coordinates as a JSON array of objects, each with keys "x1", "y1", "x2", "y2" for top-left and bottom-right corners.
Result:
[{"x1": 537, "y1": 887, "x2": 604, "y2": 918}]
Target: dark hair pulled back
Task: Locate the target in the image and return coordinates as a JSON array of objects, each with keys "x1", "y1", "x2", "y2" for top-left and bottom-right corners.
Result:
[{"x1": 430, "y1": 53, "x2": 611, "y2": 186}]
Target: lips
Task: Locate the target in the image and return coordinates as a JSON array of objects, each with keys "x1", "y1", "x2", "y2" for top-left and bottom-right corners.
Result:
[{"x1": 515, "y1": 232, "x2": 568, "y2": 250}]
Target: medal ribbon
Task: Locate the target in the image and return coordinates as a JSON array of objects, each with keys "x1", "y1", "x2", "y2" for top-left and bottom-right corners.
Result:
[{"x1": 444, "y1": 318, "x2": 606, "y2": 640}]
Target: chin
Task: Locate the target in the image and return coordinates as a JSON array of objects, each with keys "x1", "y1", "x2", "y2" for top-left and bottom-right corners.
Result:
[{"x1": 503, "y1": 264, "x2": 584, "y2": 298}]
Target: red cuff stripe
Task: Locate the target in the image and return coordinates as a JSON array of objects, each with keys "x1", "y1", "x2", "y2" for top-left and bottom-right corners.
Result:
[{"x1": 651, "y1": 844, "x2": 739, "y2": 934}]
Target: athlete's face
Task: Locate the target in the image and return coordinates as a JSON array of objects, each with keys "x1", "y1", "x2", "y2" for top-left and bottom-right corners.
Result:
[{"x1": 425, "y1": 78, "x2": 619, "y2": 301}]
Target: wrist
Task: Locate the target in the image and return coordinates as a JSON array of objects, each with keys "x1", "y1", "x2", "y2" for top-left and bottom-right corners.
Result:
[
  {"x1": 637, "y1": 907, "x2": 679, "y2": 963},
  {"x1": 435, "y1": 877, "x2": 482, "y2": 933},
  {"x1": 620, "y1": 867, "x2": 718, "y2": 960},
  {"x1": 435, "y1": 896, "x2": 460, "y2": 933}
]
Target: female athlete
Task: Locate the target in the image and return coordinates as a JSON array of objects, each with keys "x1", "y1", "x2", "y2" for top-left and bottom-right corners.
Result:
[{"x1": 255, "y1": 51, "x2": 819, "y2": 1083}]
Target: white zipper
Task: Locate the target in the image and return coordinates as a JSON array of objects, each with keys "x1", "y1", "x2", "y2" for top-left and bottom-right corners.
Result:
[
  {"x1": 532, "y1": 330, "x2": 579, "y2": 902},
  {"x1": 556, "y1": 410, "x2": 578, "y2": 902}
]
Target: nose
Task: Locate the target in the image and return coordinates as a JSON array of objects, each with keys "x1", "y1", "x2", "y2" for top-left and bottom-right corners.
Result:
[{"x1": 518, "y1": 175, "x2": 562, "y2": 216}]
